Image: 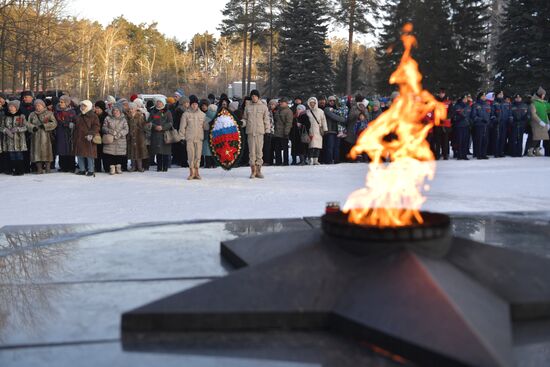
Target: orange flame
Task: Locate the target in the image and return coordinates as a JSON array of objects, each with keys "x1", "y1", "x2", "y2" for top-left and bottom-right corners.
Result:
[{"x1": 343, "y1": 23, "x2": 446, "y2": 227}]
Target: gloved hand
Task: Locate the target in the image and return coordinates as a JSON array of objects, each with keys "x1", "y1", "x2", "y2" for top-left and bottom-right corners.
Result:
[
  {"x1": 539, "y1": 120, "x2": 546, "y2": 128},
  {"x1": 39, "y1": 124, "x2": 45, "y2": 130},
  {"x1": 69, "y1": 122, "x2": 75, "y2": 129},
  {"x1": 86, "y1": 135, "x2": 93, "y2": 141},
  {"x1": 180, "y1": 139, "x2": 186, "y2": 145},
  {"x1": 33, "y1": 126, "x2": 38, "y2": 132}
]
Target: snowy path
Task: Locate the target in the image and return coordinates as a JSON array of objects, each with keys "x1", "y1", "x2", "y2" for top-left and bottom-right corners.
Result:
[{"x1": 2, "y1": 158, "x2": 550, "y2": 225}]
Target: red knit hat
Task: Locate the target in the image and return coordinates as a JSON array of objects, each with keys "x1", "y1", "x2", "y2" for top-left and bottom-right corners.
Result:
[{"x1": 130, "y1": 94, "x2": 138, "y2": 102}]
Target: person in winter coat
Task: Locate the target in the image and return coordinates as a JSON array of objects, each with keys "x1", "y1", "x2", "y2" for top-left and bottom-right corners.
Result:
[
  {"x1": 295, "y1": 104, "x2": 310, "y2": 165},
  {"x1": 433, "y1": 88, "x2": 452, "y2": 160},
  {"x1": 126, "y1": 102, "x2": 148, "y2": 172},
  {"x1": 509, "y1": 94, "x2": 530, "y2": 157},
  {"x1": 19, "y1": 91, "x2": 34, "y2": 173},
  {"x1": 470, "y1": 92, "x2": 492, "y2": 160},
  {"x1": 323, "y1": 95, "x2": 346, "y2": 164},
  {"x1": 0, "y1": 93, "x2": 7, "y2": 174},
  {"x1": 172, "y1": 96, "x2": 189, "y2": 167},
  {"x1": 102, "y1": 105, "x2": 129, "y2": 175},
  {"x1": 203, "y1": 103, "x2": 218, "y2": 169},
  {"x1": 74, "y1": 100, "x2": 100, "y2": 176},
  {"x1": 306, "y1": 97, "x2": 328, "y2": 165},
  {"x1": 289, "y1": 104, "x2": 308, "y2": 165},
  {"x1": 273, "y1": 97, "x2": 293, "y2": 166},
  {"x1": 527, "y1": 87, "x2": 550, "y2": 157},
  {"x1": 242, "y1": 90, "x2": 270, "y2": 178},
  {"x1": 1, "y1": 100, "x2": 27, "y2": 175},
  {"x1": 54, "y1": 95, "x2": 77, "y2": 172},
  {"x1": 26, "y1": 99, "x2": 57, "y2": 173},
  {"x1": 179, "y1": 95, "x2": 208, "y2": 180},
  {"x1": 264, "y1": 99, "x2": 276, "y2": 166},
  {"x1": 490, "y1": 91, "x2": 513, "y2": 158},
  {"x1": 94, "y1": 100, "x2": 108, "y2": 172},
  {"x1": 452, "y1": 95, "x2": 472, "y2": 160},
  {"x1": 148, "y1": 96, "x2": 174, "y2": 172},
  {"x1": 370, "y1": 100, "x2": 382, "y2": 121}
]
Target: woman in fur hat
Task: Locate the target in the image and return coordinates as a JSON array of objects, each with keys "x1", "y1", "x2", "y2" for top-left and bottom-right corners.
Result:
[
  {"x1": 26, "y1": 99, "x2": 57, "y2": 173},
  {"x1": 0, "y1": 100, "x2": 28, "y2": 175},
  {"x1": 148, "y1": 96, "x2": 174, "y2": 172},
  {"x1": 102, "y1": 105, "x2": 129, "y2": 175},
  {"x1": 126, "y1": 102, "x2": 148, "y2": 172},
  {"x1": 54, "y1": 95, "x2": 77, "y2": 172},
  {"x1": 74, "y1": 100, "x2": 100, "y2": 176}
]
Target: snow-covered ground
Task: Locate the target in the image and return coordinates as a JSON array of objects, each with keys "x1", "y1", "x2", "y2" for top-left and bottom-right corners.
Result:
[{"x1": 2, "y1": 158, "x2": 550, "y2": 225}]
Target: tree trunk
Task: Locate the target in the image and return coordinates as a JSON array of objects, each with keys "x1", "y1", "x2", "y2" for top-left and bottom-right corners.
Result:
[
  {"x1": 246, "y1": 0, "x2": 255, "y2": 95},
  {"x1": 346, "y1": 0, "x2": 356, "y2": 97},
  {"x1": 0, "y1": 19, "x2": 6, "y2": 92},
  {"x1": 268, "y1": 0, "x2": 273, "y2": 97},
  {"x1": 241, "y1": 0, "x2": 249, "y2": 98}
]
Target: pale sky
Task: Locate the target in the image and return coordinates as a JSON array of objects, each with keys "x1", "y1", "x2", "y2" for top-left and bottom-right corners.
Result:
[{"x1": 65, "y1": 0, "x2": 358, "y2": 44}]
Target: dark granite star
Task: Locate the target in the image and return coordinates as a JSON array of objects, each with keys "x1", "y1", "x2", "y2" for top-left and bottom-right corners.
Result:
[{"x1": 122, "y1": 228, "x2": 550, "y2": 367}]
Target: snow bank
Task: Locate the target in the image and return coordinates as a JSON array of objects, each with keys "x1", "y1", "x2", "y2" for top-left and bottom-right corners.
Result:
[{"x1": 1, "y1": 158, "x2": 549, "y2": 225}]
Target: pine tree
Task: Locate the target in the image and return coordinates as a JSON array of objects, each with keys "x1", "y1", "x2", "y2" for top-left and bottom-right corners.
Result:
[
  {"x1": 334, "y1": 0, "x2": 378, "y2": 96},
  {"x1": 277, "y1": 0, "x2": 334, "y2": 98},
  {"x1": 377, "y1": 0, "x2": 457, "y2": 94},
  {"x1": 376, "y1": 0, "x2": 415, "y2": 95},
  {"x1": 494, "y1": 0, "x2": 550, "y2": 94},
  {"x1": 448, "y1": 0, "x2": 490, "y2": 95},
  {"x1": 334, "y1": 49, "x2": 364, "y2": 94}
]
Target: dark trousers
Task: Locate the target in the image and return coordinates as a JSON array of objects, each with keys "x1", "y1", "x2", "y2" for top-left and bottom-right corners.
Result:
[
  {"x1": 272, "y1": 137, "x2": 289, "y2": 165},
  {"x1": 172, "y1": 141, "x2": 187, "y2": 167},
  {"x1": 103, "y1": 154, "x2": 126, "y2": 168},
  {"x1": 263, "y1": 134, "x2": 273, "y2": 165},
  {"x1": 509, "y1": 123, "x2": 525, "y2": 157},
  {"x1": 454, "y1": 126, "x2": 470, "y2": 159},
  {"x1": 488, "y1": 123, "x2": 497, "y2": 156},
  {"x1": 310, "y1": 148, "x2": 321, "y2": 158},
  {"x1": 323, "y1": 133, "x2": 339, "y2": 164},
  {"x1": 0, "y1": 152, "x2": 9, "y2": 174},
  {"x1": 58, "y1": 155, "x2": 75, "y2": 172},
  {"x1": 239, "y1": 128, "x2": 249, "y2": 167},
  {"x1": 7, "y1": 152, "x2": 24, "y2": 175},
  {"x1": 156, "y1": 154, "x2": 170, "y2": 171},
  {"x1": 433, "y1": 126, "x2": 450, "y2": 159},
  {"x1": 473, "y1": 124, "x2": 489, "y2": 159},
  {"x1": 490, "y1": 121, "x2": 508, "y2": 157},
  {"x1": 95, "y1": 144, "x2": 104, "y2": 172}
]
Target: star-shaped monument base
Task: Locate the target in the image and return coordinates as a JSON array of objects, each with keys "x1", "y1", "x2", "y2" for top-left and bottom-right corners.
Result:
[{"x1": 122, "y1": 227, "x2": 550, "y2": 367}]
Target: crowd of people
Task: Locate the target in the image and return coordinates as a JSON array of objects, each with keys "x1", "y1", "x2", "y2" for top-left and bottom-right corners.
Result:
[{"x1": 0, "y1": 85, "x2": 549, "y2": 179}]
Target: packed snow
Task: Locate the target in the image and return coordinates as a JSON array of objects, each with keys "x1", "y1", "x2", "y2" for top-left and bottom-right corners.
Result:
[{"x1": 2, "y1": 158, "x2": 550, "y2": 226}]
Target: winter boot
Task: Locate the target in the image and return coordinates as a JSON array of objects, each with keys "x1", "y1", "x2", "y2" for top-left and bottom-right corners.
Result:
[
  {"x1": 136, "y1": 160, "x2": 144, "y2": 172},
  {"x1": 115, "y1": 164, "x2": 122, "y2": 174},
  {"x1": 255, "y1": 165, "x2": 264, "y2": 179},
  {"x1": 527, "y1": 148, "x2": 535, "y2": 157},
  {"x1": 194, "y1": 168, "x2": 202, "y2": 180},
  {"x1": 535, "y1": 147, "x2": 544, "y2": 157},
  {"x1": 250, "y1": 165, "x2": 256, "y2": 179},
  {"x1": 17, "y1": 161, "x2": 25, "y2": 176},
  {"x1": 45, "y1": 162, "x2": 51, "y2": 174},
  {"x1": 109, "y1": 165, "x2": 116, "y2": 175},
  {"x1": 129, "y1": 161, "x2": 136, "y2": 172},
  {"x1": 187, "y1": 168, "x2": 194, "y2": 180},
  {"x1": 299, "y1": 155, "x2": 306, "y2": 165},
  {"x1": 36, "y1": 163, "x2": 44, "y2": 174}
]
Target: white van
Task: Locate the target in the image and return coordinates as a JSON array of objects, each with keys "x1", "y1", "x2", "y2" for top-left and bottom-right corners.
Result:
[{"x1": 137, "y1": 94, "x2": 167, "y2": 103}]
